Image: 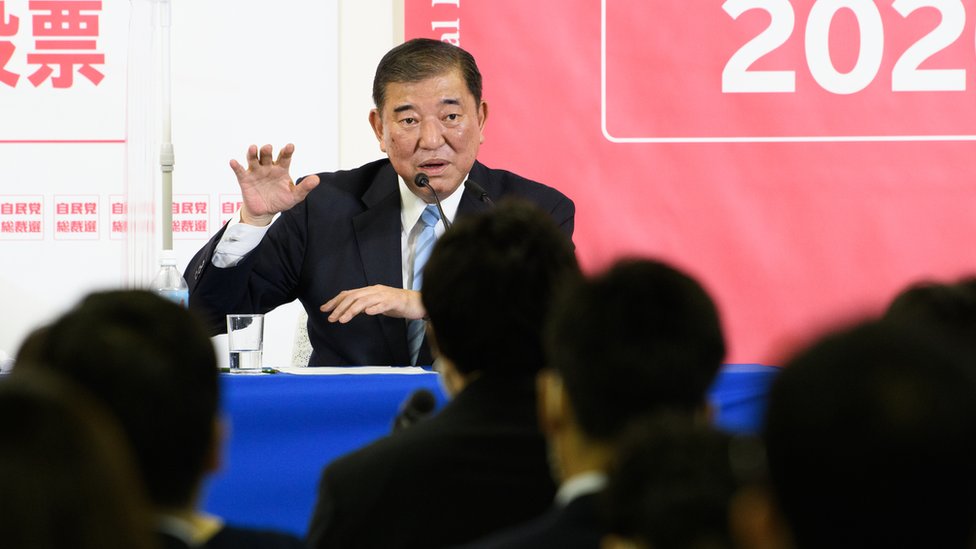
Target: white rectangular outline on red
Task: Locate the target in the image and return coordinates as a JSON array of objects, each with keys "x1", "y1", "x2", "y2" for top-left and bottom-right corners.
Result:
[{"x1": 600, "y1": 0, "x2": 976, "y2": 143}]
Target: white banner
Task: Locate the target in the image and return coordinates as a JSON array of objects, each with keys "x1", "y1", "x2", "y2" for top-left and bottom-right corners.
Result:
[{"x1": 1, "y1": 0, "x2": 339, "y2": 366}]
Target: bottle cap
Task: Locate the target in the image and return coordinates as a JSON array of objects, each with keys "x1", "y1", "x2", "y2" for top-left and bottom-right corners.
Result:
[{"x1": 159, "y1": 249, "x2": 178, "y2": 266}]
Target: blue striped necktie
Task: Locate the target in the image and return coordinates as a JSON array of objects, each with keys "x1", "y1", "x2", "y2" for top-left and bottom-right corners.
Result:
[{"x1": 407, "y1": 204, "x2": 440, "y2": 365}]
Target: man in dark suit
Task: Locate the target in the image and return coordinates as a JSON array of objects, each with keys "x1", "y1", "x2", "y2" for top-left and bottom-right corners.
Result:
[
  {"x1": 459, "y1": 259, "x2": 727, "y2": 549},
  {"x1": 306, "y1": 201, "x2": 580, "y2": 549},
  {"x1": 185, "y1": 38, "x2": 574, "y2": 366}
]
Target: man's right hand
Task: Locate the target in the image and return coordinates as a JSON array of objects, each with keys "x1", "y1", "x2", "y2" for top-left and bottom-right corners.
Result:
[{"x1": 230, "y1": 143, "x2": 320, "y2": 226}]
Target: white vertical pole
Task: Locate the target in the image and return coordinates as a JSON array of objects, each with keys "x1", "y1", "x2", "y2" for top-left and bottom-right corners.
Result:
[
  {"x1": 159, "y1": 0, "x2": 174, "y2": 251},
  {"x1": 125, "y1": 0, "x2": 160, "y2": 287}
]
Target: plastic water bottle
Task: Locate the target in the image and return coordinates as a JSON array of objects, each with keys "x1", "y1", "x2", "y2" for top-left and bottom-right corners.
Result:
[{"x1": 150, "y1": 250, "x2": 189, "y2": 308}]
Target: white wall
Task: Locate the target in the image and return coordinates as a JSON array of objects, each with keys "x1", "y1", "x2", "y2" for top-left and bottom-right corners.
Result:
[{"x1": 227, "y1": 0, "x2": 404, "y2": 367}]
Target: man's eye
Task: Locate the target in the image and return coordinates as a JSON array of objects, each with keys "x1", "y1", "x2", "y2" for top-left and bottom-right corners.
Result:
[
  {"x1": 445, "y1": 114, "x2": 460, "y2": 121},
  {"x1": 400, "y1": 117, "x2": 417, "y2": 125}
]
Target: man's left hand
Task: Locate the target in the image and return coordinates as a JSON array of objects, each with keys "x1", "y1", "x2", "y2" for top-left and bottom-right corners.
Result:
[{"x1": 320, "y1": 286, "x2": 426, "y2": 323}]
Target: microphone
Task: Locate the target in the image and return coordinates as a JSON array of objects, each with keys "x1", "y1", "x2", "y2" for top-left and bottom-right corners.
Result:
[
  {"x1": 464, "y1": 179, "x2": 494, "y2": 206},
  {"x1": 392, "y1": 388, "x2": 437, "y2": 432},
  {"x1": 413, "y1": 173, "x2": 452, "y2": 230}
]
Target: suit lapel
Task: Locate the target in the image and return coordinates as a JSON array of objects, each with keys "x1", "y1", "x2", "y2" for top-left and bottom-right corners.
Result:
[
  {"x1": 353, "y1": 163, "x2": 410, "y2": 365},
  {"x1": 457, "y1": 161, "x2": 494, "y2": 220}
]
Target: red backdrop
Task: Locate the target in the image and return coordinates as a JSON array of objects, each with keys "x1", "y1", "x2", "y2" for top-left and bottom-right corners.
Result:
[{"x1": 406, "y1": 0, "x2": 976, "y2": 365}]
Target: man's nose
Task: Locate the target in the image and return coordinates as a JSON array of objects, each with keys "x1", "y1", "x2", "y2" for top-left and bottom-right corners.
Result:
[{"x1": 418, "y1": 118, "x2": 445, "y2": 149}]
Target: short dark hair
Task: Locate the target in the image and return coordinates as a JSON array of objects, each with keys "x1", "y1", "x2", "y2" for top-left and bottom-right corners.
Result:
[
  {"x1": 884, "y1": 278, "x2": 976, "y2": 360},
  {"x1": 373, "y1": 38, "x2": 483, "y2": 111},
  {"x1": 602, "y1": 414, "x2": 765, "y2": 549},
  {"x1": 14, "y1": 290, "x2": 218, "y2": 509},
  {"x1": 0, "y1": 372, "x2": 154, "y2": 549},
  {"x1": 765, "y1": 320, "x2": 976, "y2": 549},
  {"x1": 422, "y1": 200, "x2": 578, "y2": 376},
  {"x1": 546, "y1": 259, "x2": 726, "y2": 440}
]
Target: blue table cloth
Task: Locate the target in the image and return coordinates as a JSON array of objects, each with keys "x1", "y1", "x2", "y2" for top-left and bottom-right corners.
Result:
[{"x1": 202, "y1": 364, "x2": 779, "y2": 537}]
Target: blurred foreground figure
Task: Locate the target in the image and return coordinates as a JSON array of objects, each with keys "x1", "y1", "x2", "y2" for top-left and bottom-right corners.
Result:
[
  {"x1": 460, "y1": 258, "x2": 727, "y2": 549},
  {"x1": 601, "y1": 414, "x2": 780, "y2": 549},
  {"x1": 765, "y1": 320, "x2": 976, "y2": 549},
  {"x1": 0, "y1": 372, "x2": 154, "y2": 549},
  {"x1": 15, "y1": 290, "x2": 303, "y2": 549}
]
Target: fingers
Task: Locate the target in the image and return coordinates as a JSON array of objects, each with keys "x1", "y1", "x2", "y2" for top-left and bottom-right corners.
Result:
[
  {"x1": 229, "y1": 159, "x2": 245, "y2": 179},
  {"x1": 258, "y1": 144, "x2": 274, "y2": 166},
  {"x1": 321, "y1": 288, "x2": 378, "y2": 324},
  {"x1": 320, "y1": 286, "x2": 403, "y2": 323},
  {"x1": 275, "y1": 143, "x2": 295, "y2": 171},
  {"x1": 245, "y1": 144, "x2": 260, "y2": 170},
  {"x1": 294, "y1": 173, "x2": 320, "y2": 201},
  {"x1": 241, "y1": 143, "x2": 296, "y2": 173}
]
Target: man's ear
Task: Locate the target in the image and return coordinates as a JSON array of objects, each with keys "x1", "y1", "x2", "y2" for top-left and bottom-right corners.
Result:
[
  {"x1": 477, "y1": 100, "x2": 488, "y2": 143},
  {"x1": 536, "y1": 368, "x2": 569, "y2": 436},
  {"x1": 368, "y1": 109, "x2": 386, "y2": 152}
]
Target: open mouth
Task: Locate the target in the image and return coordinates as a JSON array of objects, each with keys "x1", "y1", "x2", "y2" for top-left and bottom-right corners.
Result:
[{"x1": 418, "y1": 160, "x2": 448, "y2": 174}]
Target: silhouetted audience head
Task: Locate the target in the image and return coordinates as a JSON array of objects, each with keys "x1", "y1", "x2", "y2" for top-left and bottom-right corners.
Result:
[
  {"x1": 884, "y1": 277, "x2": 976, "y2": 360},
  {"x1": 14, "y1": 289, "x2": 219, "y2": 511},
  {"x1": 0, "y1": 372, "x2": 154, "y2": 549},
  {"x1": 601, "y1": 414, "x2": 767, "y2": 549},
  {"x1": 764, "y1": 320, "x2": 976, "y2": 549},
  {"x1": 422, "y1": 199, "x2": 579, "y2": 377},
  {"x1": 546, "y1": 258, "x2": 726, "y2": 441}
]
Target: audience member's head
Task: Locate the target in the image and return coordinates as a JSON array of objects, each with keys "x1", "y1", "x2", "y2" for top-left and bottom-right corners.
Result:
[
  {"x1": 764, "y1": 320, "x2": 976, "y2": 549},
  {"x1": 883, "y1": 277, "x2": 976, "y2": 360},
  {"x1": 0, "y1": 372, "x2": 154, "y2": 549},
  {"x1": 601, "y1": 414, "x2": 768, "y2": 549},
  {"x1": 14, "y1": 289, "x2": 219, "y2": 512},
  {"x1": 422, "y1": 199, "x2": 579, "y2": 384},
  {"x1": 544, "y1": 258, "x2": 726, "y2": 444}
]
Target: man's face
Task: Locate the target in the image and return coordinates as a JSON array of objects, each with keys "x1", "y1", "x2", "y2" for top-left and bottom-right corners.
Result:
[{"x1": 369, "y1": 70, "x2": 488, "y2": 200}]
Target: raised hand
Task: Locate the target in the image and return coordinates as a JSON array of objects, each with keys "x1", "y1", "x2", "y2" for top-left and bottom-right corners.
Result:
[{"x1": 229, "y1": 143, "x2": 320, "y2": 226}]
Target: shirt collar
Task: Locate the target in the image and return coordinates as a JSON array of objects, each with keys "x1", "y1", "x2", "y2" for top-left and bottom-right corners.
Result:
[
  {"x1": 555, "y1": 471, "x2": 608, "y2": 507},
  {"x1": 399, "y1": 174, "x2": 466, "y2": 233}
]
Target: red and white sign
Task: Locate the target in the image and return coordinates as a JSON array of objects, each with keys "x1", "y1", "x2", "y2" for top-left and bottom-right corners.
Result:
[
  {"x1": 0, "y1": 194, "x2": 43, "y2": 240},
  {"x1": 604, "y1": 0, "x2": 976, "y2": 141},
  {"x1": 406, "y1": 0, "x2": 976, "y2": 365}
]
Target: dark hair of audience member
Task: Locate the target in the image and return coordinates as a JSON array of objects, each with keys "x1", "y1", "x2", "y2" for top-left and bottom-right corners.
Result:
[
  {"x1": 421, "y1": 199, "x2": 579, "y2": 376},
  {"x1": 601, "y1": 414, "x2": 767, "y2": 549},
  {"x1": 545, "y1": 259, "x2": 726, "y2": 440},
  {"x1": 14, "y1": 289, "x2": 219, "y2": 510},
  {"x1": 372, "y1": 37, "x2": 482, "y2": 110},
  {"x1": 0, "y1": 371, "x2": 155, "y2": 549},
  {"x1": 883, "y1": 277, "x2": 976, "y2": 359},
  {"x1": 764, "y1": 320, "x2": 976, "y2": 549}
]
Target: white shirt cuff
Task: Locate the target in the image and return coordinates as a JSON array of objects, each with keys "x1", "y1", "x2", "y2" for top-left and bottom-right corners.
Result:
[{"x1": 212, "y1": 211, "x2": 278, "y2": 268}]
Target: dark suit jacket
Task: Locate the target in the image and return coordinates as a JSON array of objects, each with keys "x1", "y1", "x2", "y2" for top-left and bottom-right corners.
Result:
[
  {"x1": 306, "y1": 373, "x2": 558, "y2": 549},
  {"x1": 454, "y1": 493, "x2": 604, "y2": 549},
  {"x1": 185, "y1": 159, "x2": 574, "y2": 366}
]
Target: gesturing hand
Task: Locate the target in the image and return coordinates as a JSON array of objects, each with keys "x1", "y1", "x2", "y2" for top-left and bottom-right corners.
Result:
[{"x1": 229, "y1": 143, "x2": 320, "y2": 226}]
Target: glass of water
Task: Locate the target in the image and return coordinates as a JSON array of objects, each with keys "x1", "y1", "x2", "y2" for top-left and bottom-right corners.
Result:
[{"x1": 226, "y1": 314, "x2": 264, "y2": 373}]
